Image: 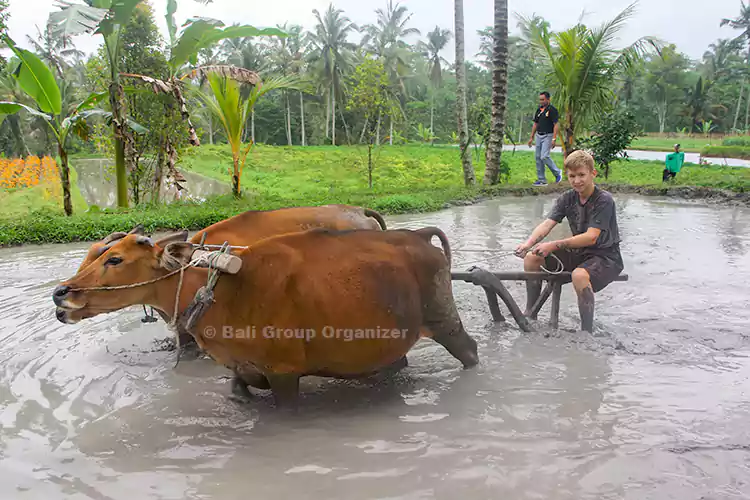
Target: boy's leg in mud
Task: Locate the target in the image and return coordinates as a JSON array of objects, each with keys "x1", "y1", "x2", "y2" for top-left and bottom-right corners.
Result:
[
  {"x1": 571, "y1": 268, "x2": 595, "y2": 332},
  {"x1": 523, "y1": 252, "x2": 544, "y2": 318},
  {"x1": 523, "y1": 250, "x2": 578, "y2": 319},
  {"x1": 574, "y1": 253, "x2": 624, "y2": 332}
]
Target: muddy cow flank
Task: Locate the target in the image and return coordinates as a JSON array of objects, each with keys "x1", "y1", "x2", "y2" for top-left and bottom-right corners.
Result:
[{"x1": 53, "y1": 227, "x2": 478, "y2": 408}]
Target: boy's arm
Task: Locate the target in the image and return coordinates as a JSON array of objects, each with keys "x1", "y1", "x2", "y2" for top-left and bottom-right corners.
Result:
[
  {"x1": 533, "y1": 228, "x2": 601, "y2": 256},
  {"x1": 515, "y1": 219, "x2": 558, "y2": 256},
  {"x1": 528, "y1": 122, "x2": 538, "y2": 146}
]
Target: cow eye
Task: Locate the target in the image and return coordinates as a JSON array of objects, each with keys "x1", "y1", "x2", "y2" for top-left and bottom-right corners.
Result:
[{"x1": 106, "y1": 256, "x2": 123, "y2": 266}]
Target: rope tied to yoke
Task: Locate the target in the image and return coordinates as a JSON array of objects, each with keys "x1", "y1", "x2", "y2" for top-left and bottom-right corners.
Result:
[
  {"x1": 453, "y1": 246, "x2": 565, "y2": 275},
  {"x1": 67, "y1": 240, "x2": 237, "y2": 367}
]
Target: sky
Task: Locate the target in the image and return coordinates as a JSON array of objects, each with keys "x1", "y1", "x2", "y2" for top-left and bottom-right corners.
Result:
[{"x1": 3, "y1": 0, "x2": 748, "y2": 63}]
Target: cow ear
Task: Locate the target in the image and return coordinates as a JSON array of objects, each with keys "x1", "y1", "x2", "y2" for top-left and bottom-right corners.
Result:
[
  {"x1": 159, "y1": 242, "x2": 194, "y2": 271},
  {"x1": 154, "y1": 230, "x2": 189, "y2": 248}
]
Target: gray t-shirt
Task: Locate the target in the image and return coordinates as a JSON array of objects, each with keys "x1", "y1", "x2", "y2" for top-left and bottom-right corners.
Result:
[{"x1": 546, "y1": 186, "x2": 621, "y2": 257}]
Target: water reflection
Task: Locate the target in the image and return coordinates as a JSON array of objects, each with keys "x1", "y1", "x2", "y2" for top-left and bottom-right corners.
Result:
[{"x1": 73, "y1": 158, "x2": 227, "y2": 209}]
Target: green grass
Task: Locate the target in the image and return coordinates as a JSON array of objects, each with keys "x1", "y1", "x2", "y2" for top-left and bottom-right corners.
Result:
[{"x1": 1, "y1": 144, "x2": 749, "y2": 247}]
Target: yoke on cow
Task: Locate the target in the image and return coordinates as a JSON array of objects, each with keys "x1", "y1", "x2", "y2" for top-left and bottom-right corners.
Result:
[{"x1": 451, "y1": 266, "x2": 629, "y2": 333}]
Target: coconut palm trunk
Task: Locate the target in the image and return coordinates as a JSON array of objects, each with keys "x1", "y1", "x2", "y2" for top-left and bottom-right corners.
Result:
[
  {"x1": 300, "y1": 91, "x2": 306, "y2": 146},
  {"x1": 332, "y1": 87, "x2": 337, "y2": 145},
  {"x1": 733, "y1": 81, "x2": 744, "y2": 130},
  {"x1": 285, "y1": 91, "x2": 292, "y2": 145},
  {"x1": 454, "y1": 0, "x2": 475, "y2": 185},
  {"x1": 483, "y1": 0, "x2": 509, "y2": 185}
]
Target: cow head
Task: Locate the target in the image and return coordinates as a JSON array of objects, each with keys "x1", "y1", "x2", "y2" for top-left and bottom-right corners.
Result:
[
  {"x1": 76, "y1": 224, "x2": 147, "y2": 273},
  {"x1": 54, "y1": 227, "x2": 192, "y2": 324}
]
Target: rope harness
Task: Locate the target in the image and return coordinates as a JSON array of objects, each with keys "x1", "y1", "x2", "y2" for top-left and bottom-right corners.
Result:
[{"x1": 68, "y1": 240, "x2": 242, "y2": 367}]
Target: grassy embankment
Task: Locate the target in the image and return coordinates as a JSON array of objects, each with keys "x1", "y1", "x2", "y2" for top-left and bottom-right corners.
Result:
[
  {"x1": 630, "y1": 135, "x2": 719, "y2": 153},
  {"x1": 1, "y1": 144, "x2": 749, "y2": 247}
]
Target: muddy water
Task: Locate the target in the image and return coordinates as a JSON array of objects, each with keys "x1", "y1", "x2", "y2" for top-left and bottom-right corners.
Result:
[{"x1": 1, "y1": 195, "x2": 750, "y2": 499}]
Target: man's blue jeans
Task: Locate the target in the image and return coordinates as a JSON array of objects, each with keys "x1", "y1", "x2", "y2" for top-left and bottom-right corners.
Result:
[{"x1": 535, "y1": 132, "x2": 561, "y2": 182}]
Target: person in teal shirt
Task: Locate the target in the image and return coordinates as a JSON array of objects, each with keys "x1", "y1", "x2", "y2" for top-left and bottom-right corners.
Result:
[{"x1": 663, "y1": 144, "x2": 684, "y2": 182}]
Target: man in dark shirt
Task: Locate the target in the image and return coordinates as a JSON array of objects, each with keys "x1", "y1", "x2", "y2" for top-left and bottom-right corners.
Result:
[
  {"x1": 528, "y1": 91, "x2": 563, "y2": 186},
  {"x1": 515, "y1": 150, "x2": 624, "y2": 332}
]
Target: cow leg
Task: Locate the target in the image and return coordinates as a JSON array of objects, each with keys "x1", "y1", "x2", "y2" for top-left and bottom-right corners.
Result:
[
  {"x1": 231, "y1": 376, "x2": 253, "y2": 399},
  {"x1": 390, "y1": 355, "x2": 408, "y2": 371},
  {"x1": 233, "y1": 371, "x2": 270, "y2": 391},
  {"x1": 424, "y1": 269, "x2": 480, "y2": 369},
  {"x1": 265, "y1": 373, "x2": 301, "y2": 411}
]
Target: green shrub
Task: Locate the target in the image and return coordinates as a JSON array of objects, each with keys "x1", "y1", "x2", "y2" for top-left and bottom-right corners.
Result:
[
  {"x1": 701, "y1": 145, "x2": 750, "y2": 159},
  {"x1": 721, "y1": 137, "x2": 750, "y2": 147}
]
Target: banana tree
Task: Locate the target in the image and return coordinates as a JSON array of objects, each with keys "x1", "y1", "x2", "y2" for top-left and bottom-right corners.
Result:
[
  {"x1": 117, "y1": 1, "x2": 286, "y2": 195},
  {"x1": 48, "y1": 0, "x2": 147, "y2": 209},
  {"x1": 192, "y1": 71, "x2": 301, "y2": 197},
  {"x1": 0, "y1": 36, "x2": 142, "y2": 216}
]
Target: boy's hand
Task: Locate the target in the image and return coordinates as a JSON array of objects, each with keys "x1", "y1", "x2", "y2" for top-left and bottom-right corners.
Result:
[
  {"x1": 532, "y1": 242, "x2": 557, "y2": 257},
  {"x1": 514, "y1": 242, "x2": 531, "y2": 258}
]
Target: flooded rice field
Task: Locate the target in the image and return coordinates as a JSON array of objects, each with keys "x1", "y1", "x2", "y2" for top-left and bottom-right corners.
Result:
[{"x1": 0, "y1": 194, "x2": 749, "y2": 499}]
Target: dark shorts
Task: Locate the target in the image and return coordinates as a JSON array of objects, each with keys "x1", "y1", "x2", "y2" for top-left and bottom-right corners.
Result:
[{"x1": 544, "y1": 248, "x2": 624, "y2": 292}]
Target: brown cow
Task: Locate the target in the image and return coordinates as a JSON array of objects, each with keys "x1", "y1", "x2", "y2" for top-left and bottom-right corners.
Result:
[
  {"x1": 76, "y1": 204, "x2": 388, "y2": 273},
  {"x1": 73, "y1": 204, "x2": 390, "y2": 392},
  {"x1": 53, "y1": 227, "x2": 478, "y2": 409}
]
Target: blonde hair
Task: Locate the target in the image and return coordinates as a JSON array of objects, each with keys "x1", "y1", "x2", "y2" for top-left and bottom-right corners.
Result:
[{"x1": 564, "y1": 150, "x2": 595, "y2": 172}]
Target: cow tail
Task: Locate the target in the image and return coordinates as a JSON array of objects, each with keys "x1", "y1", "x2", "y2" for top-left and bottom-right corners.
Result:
[
  {"x1": 414, "y1": 227, "x2": 451, "y2": 266},
  {"x1": 364, "y1": 208, "x2": 387, "y2": 230}
]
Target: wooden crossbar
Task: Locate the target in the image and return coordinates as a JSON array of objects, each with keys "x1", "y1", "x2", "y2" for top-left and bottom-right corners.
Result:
[{"x1": 451, "y1": 267, "x2": 628, "y2": 331}]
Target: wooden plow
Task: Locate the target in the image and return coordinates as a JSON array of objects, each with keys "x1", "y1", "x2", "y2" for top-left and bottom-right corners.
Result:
[{"x1": 451, "y1": 266, "x2": 629, "y2": 332}]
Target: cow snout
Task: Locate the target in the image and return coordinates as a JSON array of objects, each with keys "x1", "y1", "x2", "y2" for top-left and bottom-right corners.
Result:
[
  {"x1": 53, "y1": 285, "x2": 70, "y2": 306},
  {"x1": 56, "y1": 308, "x2": 67, "y2": 323}
]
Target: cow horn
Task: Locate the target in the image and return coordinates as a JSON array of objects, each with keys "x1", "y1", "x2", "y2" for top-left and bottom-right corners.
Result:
[
  {"x1": 135, "y1": 235, "x2": 155, "y2": 247},
  {"x1": 101, "y1": 231, "x2": 128, "y2": 245},
  {"x1": 154, "y1": 230, "x2": 189, "y2": 248},
  {"x1": 128, "y1": 224, "x2": 145, "y2": 236}
]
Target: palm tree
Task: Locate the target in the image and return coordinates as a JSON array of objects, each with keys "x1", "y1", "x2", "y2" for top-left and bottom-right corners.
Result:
[
  {"x1": 192, "y1": 71, "x2": 300, "y2": 196},
  {"x1": 361, "y1": 1, "x2": 420, "y2": 144},
  {"x1": 454, "y1": 0, "x2": 474, "y2": 185},
  {"x1": 307, "y1": 3, "x2": 358, "y2": 145},
  {"x1": 518, "y1": 3, "x2": 660, "y2": 156},
  {"x1": 268, "y1": 23, "x2": 306, "y2": 146},
  {"x1": 418, "y1": 26, "x2": 451, "y2": 135},
  {"x1": 721, "y1": 4, "x2": 750, "y2": 130},
  {"x1": 483, "y1": 0, "x2": 508, "y2": 185},
  {"x1": 221, "y1": 37, "x2": 270, "y2": 143}
]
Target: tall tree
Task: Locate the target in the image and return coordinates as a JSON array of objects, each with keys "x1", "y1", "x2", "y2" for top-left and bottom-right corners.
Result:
[
  {"x1": 454, "y1": 0, "x2": 474, "y2": 185},
  {"x1": 483, "y1": 0, "x2": 508, "y2": 185},
  {"x1": 519, "y1": 3, "x2": 660, "y2": 156},
  {"x1": 307, "y1": 3, "x2": 358, "y2": 145},
  {"x1": 720, "y1": 3, "x2": 750, "y2": 129},
  {"x1": 417, "y1": 26, "x2": 451, "y2": 135}
]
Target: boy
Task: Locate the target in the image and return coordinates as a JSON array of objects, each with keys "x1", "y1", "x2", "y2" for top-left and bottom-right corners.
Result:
[
  {"x1": 663, "y1": 144, "x2": 684, "y2": 182},
  {"x1": 514, "y1": 150, "x2": 624, "y2": 332}
]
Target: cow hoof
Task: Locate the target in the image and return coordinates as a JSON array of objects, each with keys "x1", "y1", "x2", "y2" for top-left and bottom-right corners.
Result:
[
  {"x1": 240, "y1": 372, "x2": 271, "y2": 390},
  {"x1": 230, "y1": 376, "x2": 254, "y2": 399}
]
